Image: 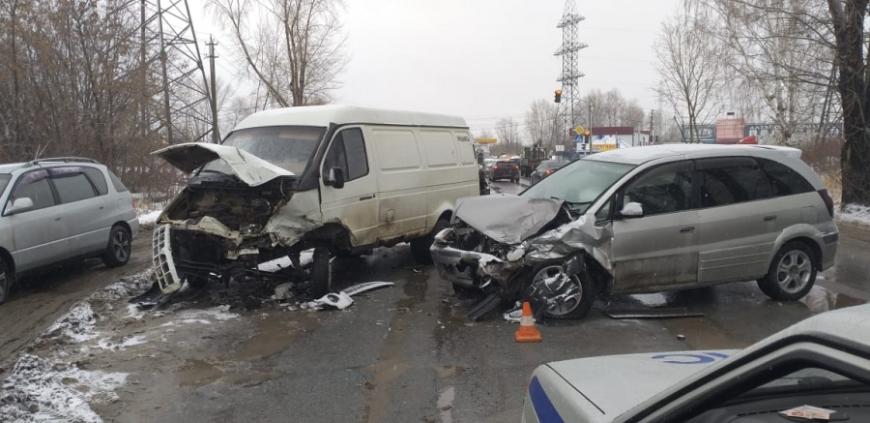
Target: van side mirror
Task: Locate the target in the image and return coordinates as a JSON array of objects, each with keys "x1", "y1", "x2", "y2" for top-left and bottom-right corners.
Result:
[
  {"x1": 6, "y1": 197, "x2": 35, "y2": 215},
  {"x1": 325, "y1": 167, "x2": 345, "y2": 189},
  {"x1": 619, "y1": 202, "x2": 644, "y2": 218}
]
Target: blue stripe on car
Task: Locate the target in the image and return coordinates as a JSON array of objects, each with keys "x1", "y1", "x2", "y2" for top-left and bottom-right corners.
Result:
[{"x1": 529, "y1": 376, "x2": 564, "y2": 423}]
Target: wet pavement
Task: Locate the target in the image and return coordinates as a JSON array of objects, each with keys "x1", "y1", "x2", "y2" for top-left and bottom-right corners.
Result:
[{"x1": 1, "y1": 181, "x2": 869, "y2": 422}]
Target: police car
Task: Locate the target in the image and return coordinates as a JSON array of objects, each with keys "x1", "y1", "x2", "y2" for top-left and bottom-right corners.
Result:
[{"x1": 523, "y1": 304, "x2": 870, "y2": 422}]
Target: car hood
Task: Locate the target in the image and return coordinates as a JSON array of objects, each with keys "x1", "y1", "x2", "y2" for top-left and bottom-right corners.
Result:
[
  {"x1": 453, "y1": 195, "x2": 563, "y2": 245},
  {"x1": 547, "y1": 350, "x2": 737, "y2": 417},
  {"x1": 152, "y1": 142, "x2": 294, "y2": 187}
]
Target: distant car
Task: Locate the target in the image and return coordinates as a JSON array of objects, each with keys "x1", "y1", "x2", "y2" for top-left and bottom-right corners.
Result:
[
  {"x1": 0, "y1": 158, "x2": 138, "y2": 304},
  {"x1": 523, "y1": 303, "x2": 870, "y2": 422},
  {"x1": 490, "y1": 160, "x2": 520, "y2": 183},
  {"x1": 529, "y1": 159, "x2": 570, "y2": 185},
  {"x1": 483, "y1": 158, "x2": 497, "y2": 179}
]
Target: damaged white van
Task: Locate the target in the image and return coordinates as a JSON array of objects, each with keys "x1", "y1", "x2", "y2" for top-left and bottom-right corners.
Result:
[{"x1": 152, "y1": 105, "x2": 480, "y2": 297}]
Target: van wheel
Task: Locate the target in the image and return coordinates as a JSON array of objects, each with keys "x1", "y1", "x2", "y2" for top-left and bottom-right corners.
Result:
[
  {"x1": 757, "y1": 241, "x2": 817, "y2": 301},
  {"x1": 410, "y1": 218, "x2": 450, "y2": 265},
  {"x1": 528, "y1": 263, "x2": 595, "y2": 320},
  {"x1": 0, "y1": 259, "x2": 11, "y2": 305},
  {"x1": 308, "y1": 248, "x2": 333, "y2": 298},
  {"x1": 102, "y1": 225, "x2": 132, "y2": 268}
]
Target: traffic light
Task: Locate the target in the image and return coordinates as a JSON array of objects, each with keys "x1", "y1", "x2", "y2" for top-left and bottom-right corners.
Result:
[{"x1": 554, "y1": 89, "x2": 562, "y2": 103}]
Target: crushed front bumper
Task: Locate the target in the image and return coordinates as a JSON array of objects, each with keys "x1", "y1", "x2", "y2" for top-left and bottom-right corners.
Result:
[{"x1": 430, "y1": 228, "x2": 518, "y2": 290}]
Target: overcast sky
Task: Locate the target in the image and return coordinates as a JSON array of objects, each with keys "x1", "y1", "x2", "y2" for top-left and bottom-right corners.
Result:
[{"x1": 192, "y1": 0, "x2": 680, "y2": 134}]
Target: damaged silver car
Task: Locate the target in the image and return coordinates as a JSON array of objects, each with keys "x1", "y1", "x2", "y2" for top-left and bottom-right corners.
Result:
[
  {"x1": 151, "y1": 105, "x2": 480, "y2": 298},
  {"x1": 432, "y1": 144, "x2": 839, "y2": 321}
]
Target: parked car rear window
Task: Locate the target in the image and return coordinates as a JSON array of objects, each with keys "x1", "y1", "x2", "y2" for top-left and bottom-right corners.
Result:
[
  {"x1": 0, "y1": 174, "x2": 10, "y2": 195},
  {"x1": 52, "y1": 172, "x2": 97, "y2": 203},
  {"x1": 82, "y1": 167, "x2": 108, "y2": 195},
  {"x1": 9, "y1": 170, "x2": 56, "y2": 211},
  {"x1": 759, "y1": 158, "x2": 814, "y2": 196},
  {"x1": 108, "y1": 170, "x2": 129, "y2": 192},
  {"x1": 697, "y1": 157, "x2": 772, "y2": 207}
]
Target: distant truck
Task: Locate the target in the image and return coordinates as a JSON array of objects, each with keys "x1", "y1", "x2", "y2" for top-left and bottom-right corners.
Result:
[{"x1": 520, "y1": 146, "x2": 549, "y2": 177}]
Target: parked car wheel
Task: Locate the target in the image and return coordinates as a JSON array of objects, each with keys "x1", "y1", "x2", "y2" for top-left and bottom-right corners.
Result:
[
  {"x1": 528, "y1": 263, "x2": 595, "y2": 320},
  {"x1": 102, "y1": 225, "x2": 132, "y2": 268},
  {"x1": 0, "y1": 259, "x2": 11, "y2": 305},
  {"x1": 308, "y1": 248, "x2": 333, "y2": 298},
  {"x1": 757, "y1": 241, "x2": 817, "y2": 301},
  {"x1": 411, "y1": 217, "x2": 450, "y2": 265}
]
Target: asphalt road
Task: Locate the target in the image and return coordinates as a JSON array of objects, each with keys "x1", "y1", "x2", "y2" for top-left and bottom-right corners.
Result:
[{"x1": 2, "y1": 183, "x2": 870, "y2": 423}]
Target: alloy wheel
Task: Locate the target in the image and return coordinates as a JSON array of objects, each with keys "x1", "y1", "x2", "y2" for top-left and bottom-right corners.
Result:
[{"x1": 776, "y1": 250, "x2": 812, "y2": 294}]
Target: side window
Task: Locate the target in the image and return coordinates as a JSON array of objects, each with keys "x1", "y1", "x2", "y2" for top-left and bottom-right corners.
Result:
[
  {"x1": 324, "y1": 128, "x2": 368, "y2": 182},
  {"x1": 82, "y1": 167, "x2": 108, "y2": 195},
  {"x1": 758, "y1": 158, "x2": 814, "y2": 196},
  {"x1": 595, "y1": 197, "x2": 613, "y2": 223},
  {"x1": 621, "y1": 161, "x2": 693, "y2": 216},
  {"x1": 108, "y1": 170, "x2": 129, "y2": 192},
  {"x1": 697, "y1": 157, "x2": 772, "y2": 208},
  {"x1": 51, "y1": 171, "x2": 97, "y2": 203},
  {"x1": 7, "y1": 170, "x2": 56, "y2": 212}
]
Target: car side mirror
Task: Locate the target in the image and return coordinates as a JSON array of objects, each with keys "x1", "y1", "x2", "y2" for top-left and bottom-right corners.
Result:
[
  {"x1": 619, "y1": 202, "x2": 644, "y2": 218},
  {"x1": 6, "y1": 197, "x2": 35, "y2": 215},
  {"x1": 324, "y1": 167, "x2": 345, "y2": 189}
]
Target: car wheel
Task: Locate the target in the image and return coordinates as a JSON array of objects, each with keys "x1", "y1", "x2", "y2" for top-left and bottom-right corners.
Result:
[
  {"x1": 757, "y1": 241, "x2": 817, "y2": 301},
  {"x1": 0, "y1": 259, "x2": 11, "y2": 305},
  {"x1": 102, "y1": 225, "x2": 132, "y2": 268},
  {"x1": 308, "y1": 248, "x2": 333, "y2": 298},
  {"x1": 528, "y1": 263, "x2": 595, "y2": 320},
  {"x1": 410, "y1": 217, "x2": 450, "y2": 265}
]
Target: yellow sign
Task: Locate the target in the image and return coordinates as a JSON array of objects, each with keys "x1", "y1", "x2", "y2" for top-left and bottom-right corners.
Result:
[
  {"x1": 574, "y1": 126, "x2": 587, "y2": 135},
  {"x1": 475, "y1": 137, "x2": 497, "y2": 145},
  {"x1": 596, "y1": 144, "x2": 618, "y2": 152}
]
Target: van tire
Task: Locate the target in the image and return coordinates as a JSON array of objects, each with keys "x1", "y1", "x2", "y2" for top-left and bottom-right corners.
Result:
[
  {"x1": 410, "y1": 218, "x2": 450, "y2": 265},
  {"x1": 308, "y1": 248, "x2": 332, "y2": 298},
  {"x1": 757, "y1": 241, "x2": 817, "y2": 301},
  {"x1": 102, "y1": 225, "x2": 132, "y2": 268},
  {"x1": 0, "y1": 258, "x2": 11, "y2": 305}
]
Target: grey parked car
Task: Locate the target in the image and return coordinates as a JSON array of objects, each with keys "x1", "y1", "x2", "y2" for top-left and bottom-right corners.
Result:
[
  {"x1": 0, "y1": 158, "x2": 138, "y2": 304},
  {"x1": 431, "y1": 144, "x2": 839, "y2": 320}
]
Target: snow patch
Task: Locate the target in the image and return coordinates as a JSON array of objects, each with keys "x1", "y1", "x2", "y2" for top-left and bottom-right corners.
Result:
[
  {"x1": 839, "y1": 203, "x2": 870, "y2": 227},
  {"x1": 137, "y1": 210, "x2": 162, "y2": 227},
  {"x1": 96, "y1": 335, "x2": 146, "y2": 352},
  {"x1": 0, "y1": 354, "x2": 127, "y2": 423},
  {"x1": 44, "y1": 302, "x2": 98, "y2": 343},
  {"x1": 92, "y1": 272, "x2": 152, "y2": 302},
  {"x1": 171, "y1": 305, "x2": 239, "y2": 325}
]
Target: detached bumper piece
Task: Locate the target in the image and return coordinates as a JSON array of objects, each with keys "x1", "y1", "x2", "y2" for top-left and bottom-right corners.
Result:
[{"x1": 153, "y1": 225, "x2": 183, "y2": 294}]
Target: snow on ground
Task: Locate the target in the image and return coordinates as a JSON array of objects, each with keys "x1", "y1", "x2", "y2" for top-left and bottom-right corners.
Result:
[
  {"x1": 0, "y1": 354, "x2": 127, "y2": 423},
  {"x1": 43, "y1": 302, "x2": 98, "y2": 344},
  {"x1": 839, "y1": 203, "x2": 870, "y2": 227},
  {"x1": 137, "y1": 210, "x2": 162, "y2": 227}
]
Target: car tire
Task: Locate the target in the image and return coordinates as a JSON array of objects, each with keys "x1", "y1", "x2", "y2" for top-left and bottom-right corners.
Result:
[
  {"x1": 308, "y1": 248, "x2": 333, "y2": 298},
  {"x1": 528, "y1": 263, "x2": 595, "y2": 320},
  {"x1": 0, "y1": 258, "x2": 11, "y2": 305},
  {"x1": 410, "y1": 217, "x2": 450, "y2": 265},
  {"x1": 757, "y1": 241, "x2": 817, "y2": 301},
  {"x1": 102, "y1": 225, "x2": 132, "y2": 268}
]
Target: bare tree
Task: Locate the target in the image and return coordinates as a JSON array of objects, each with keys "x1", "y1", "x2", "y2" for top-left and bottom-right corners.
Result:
[
  {"x1": 525, "y1": 99, "x2": 564, "y2": 148},
  {"x1": 655, "y1": 11, "x2": 722, "y2": 143},
  {"x1": 578, "y1": 89, "x2": 644, "y2": 128},
  {"x1": 209, "y1": 0, "x2": 345, "y2": 107},
  {"x1": 494, "y1": 117, "x2": 522, "y2": 155}
]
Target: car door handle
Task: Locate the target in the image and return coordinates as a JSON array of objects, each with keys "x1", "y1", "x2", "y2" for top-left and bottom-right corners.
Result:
[
  {"x1": 763, "y1": 215, "x2": 777, "y2": 222},
  {"x1": 54, "y1": 217, "x2": 62, "y2": 221},
  {"x1": 359, "y1": 194, "x2": 375, "y2": 201},
  {"x1": 679, "y1": 226, "x2": 695, "y2": 233}
]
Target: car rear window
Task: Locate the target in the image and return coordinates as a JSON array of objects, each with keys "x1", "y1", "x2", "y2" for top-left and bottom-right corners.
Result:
[
  {"x1": 758, "y1": 158, "x2": 814, "y2": 196},
  {"x1": 697, "y1": 157, "x2": 773, "y2": 207},
  {"x1": 108, "y1": 170, "x2": 129, "y2": 192},
  {"x1": 82, "y1": 167, "x2": 108, "y2": 195}
]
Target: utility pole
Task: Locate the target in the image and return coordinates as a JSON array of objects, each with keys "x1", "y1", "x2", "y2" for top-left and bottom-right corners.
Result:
[
  {"x1": 555, "y1": 0, "x2": 586, "y2": 133},
  {"x1": 156, "y1": 0, "x2": 173, "y2": 144},
  {"x1": 649, "y1": 109, "x2": 655, "y2": 145},
  {"x1": 140, "y1": 0, "x2": 148, "y2": 139},
  {"x1": 207, "y1": 35, "x2": 220, "y2": 143}
]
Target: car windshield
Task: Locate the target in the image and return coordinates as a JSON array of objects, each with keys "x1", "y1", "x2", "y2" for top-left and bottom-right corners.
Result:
[
  {"x1": 523, "y1": 159, "x2": 634, "y2": 213},
  {"x1": 0, "y1": 174, "x2": 9, "y2": 195},
  {"x1": 201, "y1": 126, "x2": 325, "y2": 175}
]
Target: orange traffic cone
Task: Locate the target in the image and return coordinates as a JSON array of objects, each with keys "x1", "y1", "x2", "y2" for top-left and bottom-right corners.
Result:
[{"x1": 514, "y1": 301, "x2": 542, "y2": 343}]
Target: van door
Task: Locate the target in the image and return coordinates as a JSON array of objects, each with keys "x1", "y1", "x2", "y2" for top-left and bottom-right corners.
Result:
[
  {"x1": 609, "y1": 160, "x2": 700, "y2": 292},
  {"x1": 369, "y1": 127, "x2": 427, "y2": 239},
  {"x1": 320, "y1": 127, "x2": 380, "y2": 247},
  {"x1": 694, "y1": 157, "x2": 779, "y2": 283},
  {"x1": 3, "y1": 169, "x2": 70, "y2": 271}
]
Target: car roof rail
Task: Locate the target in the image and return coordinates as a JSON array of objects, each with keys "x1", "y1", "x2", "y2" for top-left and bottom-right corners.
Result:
[{"x1": 25, "y1": 157, "x2": 100, "y2": 167}]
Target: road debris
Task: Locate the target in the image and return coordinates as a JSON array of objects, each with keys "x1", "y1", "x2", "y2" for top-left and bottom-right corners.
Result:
[
  {"x1": 271, "y1": 282, "x2": 295, "y2": 301},
  {"x1": 301, "y1": 282, "x2": 394, "y2": 311},
  {"x1": 605, "y1": 307, "x2": 704, "y2": 319}
]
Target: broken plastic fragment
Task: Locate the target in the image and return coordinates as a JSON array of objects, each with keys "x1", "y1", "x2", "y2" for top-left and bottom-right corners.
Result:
[
  {"x1": 779, "y1": 405, "x2": 835, "y2": 421},
  {"x1": 301, "y1": 282, "x2": 395, "y2": 311}
]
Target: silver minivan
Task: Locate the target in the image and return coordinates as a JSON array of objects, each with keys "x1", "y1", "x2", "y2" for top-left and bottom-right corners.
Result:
[
  {"x1": 431, "y1": 144, "x2": 839, "y2": 320},
  {"x1": 0, "y1": 158, "x2": 139, "y2": 304}
]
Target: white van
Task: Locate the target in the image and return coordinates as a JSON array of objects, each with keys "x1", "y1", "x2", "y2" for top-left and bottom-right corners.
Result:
[{"x1": 152, "y1": 105, "x2": 479, "y2": 296}]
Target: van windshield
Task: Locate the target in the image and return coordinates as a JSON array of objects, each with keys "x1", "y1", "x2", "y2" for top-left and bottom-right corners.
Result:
[
  {"x1": 0, "y1": 174, "x2": 10, "y2": 195},
  {"x1": 201, "y1": 126, "x2": 325, "y2": 175},
  {"x1": 522, "y1": 159, "x2": 634, "y2": 214}
]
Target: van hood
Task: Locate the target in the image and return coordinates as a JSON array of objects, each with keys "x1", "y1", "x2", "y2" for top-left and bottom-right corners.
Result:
[
  {"x1": 546, "y1": 350, "x2": 736, "y2": 417},
  {"x1": 453, "y1": 195, "x2": 563, "y2": 245},
  {"x1": 152, "y1": 142, "x2": 294, "y2": 187}
]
